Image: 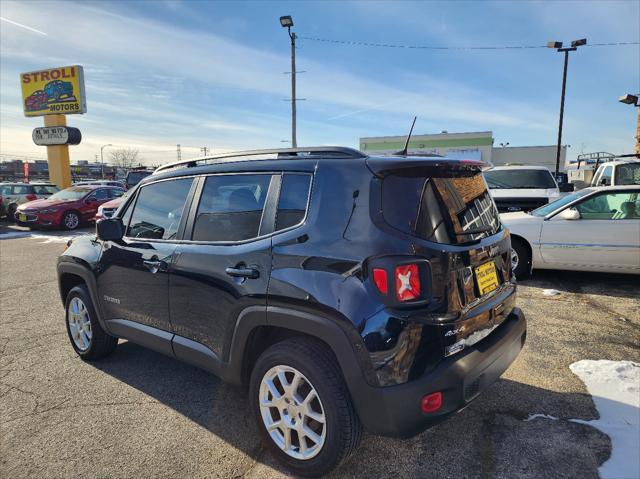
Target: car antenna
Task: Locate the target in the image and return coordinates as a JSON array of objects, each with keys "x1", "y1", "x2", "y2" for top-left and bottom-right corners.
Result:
[{"x1": 395, "y1": 116, "x2": 417, "y2": 156}]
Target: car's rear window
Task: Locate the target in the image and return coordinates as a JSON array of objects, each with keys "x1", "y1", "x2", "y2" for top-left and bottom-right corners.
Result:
[{"x1": 381, "y1": 173, "x2": 501, "y2": 244}]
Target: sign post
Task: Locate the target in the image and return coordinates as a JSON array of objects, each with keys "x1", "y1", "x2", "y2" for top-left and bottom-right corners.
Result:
[{"x1": 20, "y1": 65, "x2": 87, "y2": 189}]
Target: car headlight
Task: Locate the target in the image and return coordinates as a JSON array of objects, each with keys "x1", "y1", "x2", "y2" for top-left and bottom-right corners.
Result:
[{"x1": 40, "y1": 208, "x2": 59, "y2": 214}]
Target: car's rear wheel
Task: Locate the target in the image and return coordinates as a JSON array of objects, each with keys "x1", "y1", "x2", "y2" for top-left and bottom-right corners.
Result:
[
  {"x1": 65, "y1": 285, "x2": 117, "y2": 360},
  {"x1": 62, "y1": 210, "x2": 80, "y2": 230},
  {"x1": 511, "y1": 237, "x2": 531, "y2": 280},
  {"x1": 249, "y1": 337, "x2": 361, "y2": 477}
]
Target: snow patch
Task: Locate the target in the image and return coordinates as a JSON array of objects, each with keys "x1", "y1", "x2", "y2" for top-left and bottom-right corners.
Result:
[
  {"x1": 525, "y1": 413, "x2": 559, "y2": 421},
  {"x1": 0, "y1": 230, "x2": 90, "y2": 243},
  {"x1": 542, "y1": 288, "x2": 561, "y2": 296},
  {"x1": 570, "y1": 360, "x2": 640, "y2": 479}
]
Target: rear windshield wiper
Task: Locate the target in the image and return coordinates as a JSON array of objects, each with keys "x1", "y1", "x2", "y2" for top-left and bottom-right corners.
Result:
[{"x1": 457, "y1": 225, "x2": 494, "y2": 235}]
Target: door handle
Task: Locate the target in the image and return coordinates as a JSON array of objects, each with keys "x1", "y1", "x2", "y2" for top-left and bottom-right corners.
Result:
[
  {"x1": 225, "y1": 266, "x2": 259, "y2": 279},
  {"x1": 143, "y1": 259, "x2": 163, "y2": 273}
]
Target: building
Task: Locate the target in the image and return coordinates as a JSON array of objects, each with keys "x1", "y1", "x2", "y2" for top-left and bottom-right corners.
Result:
[{"x1": 359, "y1": 131, "x2": 568, "y2": 171}]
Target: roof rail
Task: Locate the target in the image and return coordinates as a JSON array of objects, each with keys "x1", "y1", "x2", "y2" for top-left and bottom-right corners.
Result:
[{"x1": 154, "y1": 146, "x2": 366, "y2": 174}]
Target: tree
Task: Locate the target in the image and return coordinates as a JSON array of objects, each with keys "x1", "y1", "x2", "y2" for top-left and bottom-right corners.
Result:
[{"x1": 109, "y1": 148, "x2": 140, "y2": 169}]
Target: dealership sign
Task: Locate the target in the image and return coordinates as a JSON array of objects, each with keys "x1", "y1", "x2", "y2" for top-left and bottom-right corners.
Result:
[
  {"x1": 20, "y1": 65, "x2": 87, "y2": 117},
  {"x1": 32, "y1": 126, "x2": 82, "y2": 146}
]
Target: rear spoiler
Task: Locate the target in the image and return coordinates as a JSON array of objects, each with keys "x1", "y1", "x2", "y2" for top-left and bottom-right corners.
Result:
[{"x1": 366, "y1": 156, "x2": 489, "y2": 177}]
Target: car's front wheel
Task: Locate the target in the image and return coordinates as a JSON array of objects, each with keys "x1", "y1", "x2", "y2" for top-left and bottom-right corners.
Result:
[
  {"x1": 511, "y1": 237, "x2": 531, "y2": 280},
  {"x1": 249, "y1": 337, "x2": 362, "y2": 477},
  {"x1": 65, "y1": 284, "x2": 118, "y2": 360},
  {"x1": 62, "y1": 210, "x2": 80, "y2": 230}
]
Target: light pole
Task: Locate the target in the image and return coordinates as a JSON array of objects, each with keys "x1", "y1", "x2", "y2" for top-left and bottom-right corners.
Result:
[
  {"x1": 548, "y1": 38, "x2": 587, "y2": 177},
  {"x1": 100, "y1": 144, "x2": 113, "y2": 179},
  {"x1": 619, "y1": 93, "x2": 640, "y2": 154},
  {"x1": 280, "y1": 15, "x2": 297, "y2": 148}
]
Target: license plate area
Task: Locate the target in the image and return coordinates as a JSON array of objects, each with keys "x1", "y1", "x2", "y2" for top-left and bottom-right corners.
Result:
[{"x1": 475, "y1": 260, "x2": 499, "y2": 296}]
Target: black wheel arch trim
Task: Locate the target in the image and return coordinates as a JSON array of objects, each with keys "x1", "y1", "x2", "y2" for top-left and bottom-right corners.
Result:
[
  {"x1": 225, "y1": 305, "x2": 378, "y2": 425},
  {"x1": 57, "y1": 260, "x2": 112, "y2": 334}
]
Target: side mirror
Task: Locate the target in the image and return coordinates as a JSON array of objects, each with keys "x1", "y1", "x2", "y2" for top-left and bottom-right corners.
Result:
[
  {"x1": 85, "y1": 197, "x2": 97, "y2": 204},
  {"x1": 96, "y1": 218, "x2": 124, "y2": 241},
  {"x1": 556, "y1": 208, "x2": 580, "y2": 221}
]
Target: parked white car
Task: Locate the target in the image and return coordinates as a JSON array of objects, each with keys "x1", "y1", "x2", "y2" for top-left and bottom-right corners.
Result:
[
  {"x1": 484, "y1": 166, "x2": 560, "y2": 213},
  {"x1": 501, "y1": 185, "x2": 640, "y2": 278}
]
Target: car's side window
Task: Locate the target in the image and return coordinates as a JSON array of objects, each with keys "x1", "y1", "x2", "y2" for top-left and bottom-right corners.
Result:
[
  {"x1": 192, "y1": 174, "x2": 272, "y2": 242},
  {"x1": 13, "y1": 185, "x2": 29, "y2": 195},
  {"x1": 575, "y1": 192, "x2": 639, "y2": 220},
  {"x1": 94, "y1": 189, "x2": 109, "y2": 201},
  {"x1": 127, "y1": 178, "x2": 193, "y2": 240},
  {"x1": 275, "y1": 173, "x2": 312, "y2": 231},
  {"x1": 600, "y1": 166, "x2": 613, "y2": 186},
  {"x1": 109, "y1": 188, "x2": 125, "y2": 199}
]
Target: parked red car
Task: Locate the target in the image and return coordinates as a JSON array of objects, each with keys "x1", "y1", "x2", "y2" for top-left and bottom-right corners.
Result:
[{"x1": 15, "y1": 185, "x2": 124, "y2": 230}]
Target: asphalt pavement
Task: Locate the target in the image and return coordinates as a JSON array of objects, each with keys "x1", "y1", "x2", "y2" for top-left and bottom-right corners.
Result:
[{"x1": 1, "y1": 223, "x2": 638, "y2": 478}]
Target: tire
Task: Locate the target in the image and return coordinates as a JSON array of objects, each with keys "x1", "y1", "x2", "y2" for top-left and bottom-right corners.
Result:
[
  {"x1": 7, "y1": 203, "x2": 17, "y2": 223},
  {"x1": 249, "y1": 337, "x2": 362, "y2": 477},
  {"x1": 65, "y1": 284, "x2": 118, "y2": 360},
  {"x1": 62, "y1": 210, "x2": 81, "y2": 230},
  {"x1": 511, "y1": 237, "x2": 531, "y2": 280}
]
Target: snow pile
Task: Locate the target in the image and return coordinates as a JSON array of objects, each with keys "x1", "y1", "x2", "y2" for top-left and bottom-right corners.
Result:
[{"x1": 570, "y1": 360, "x2": 640, "y2": 479}]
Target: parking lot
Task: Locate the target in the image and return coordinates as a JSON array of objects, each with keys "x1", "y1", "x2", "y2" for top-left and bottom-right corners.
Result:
[{"x1": 1, "y1": 224, "x2": 638, "y2": 478}]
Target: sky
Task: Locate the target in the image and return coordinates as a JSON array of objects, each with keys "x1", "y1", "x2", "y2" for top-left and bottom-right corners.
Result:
[{"x1": 0, "y1": 0, "x2": 638, "y2": 166}]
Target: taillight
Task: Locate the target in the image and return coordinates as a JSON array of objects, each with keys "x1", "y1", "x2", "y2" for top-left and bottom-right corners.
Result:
[
  {"x1": 25, "y1": 194, "x2": 37, "y2": 201},
  {"x1": 372, "y1": 268, "x2": 388, "y2": 295},
  {"x1": 421, "y1": 392, "x2": 442, "y2": 413},
  {"x1": 395, "y1": 264, "x2": 420, "y2": 301}
]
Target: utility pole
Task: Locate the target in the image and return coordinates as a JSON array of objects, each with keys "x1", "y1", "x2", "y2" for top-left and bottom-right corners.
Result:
[
  {"x1": 548, "y1": 39, "x2": 586, "y2": 177},
  {"x1": 280, "y1": 15, "x2": 298, "y2": 148},
  {"x1": 177, "y1": 144, "x2": 181, "y2": 161},
  {"x1": 200, "y1": 146, "x2": 209, "y2": 156}
]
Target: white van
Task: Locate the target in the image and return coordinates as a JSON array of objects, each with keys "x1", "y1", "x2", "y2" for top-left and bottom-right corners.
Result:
[{"x1": 591, "y1": 160, "x2": 640, "y2": 187}]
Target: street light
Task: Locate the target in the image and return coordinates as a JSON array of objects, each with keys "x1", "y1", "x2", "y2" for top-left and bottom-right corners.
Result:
[
  {"x1": 499, "y1": 142, "x2": 510, "y2": 148},
  {"x1": 619, "y1": 93, "x2": 640, "y2": 154},
  {"x1": 100, "y1": 144, "x2": 113, "y2": 179},
  {"x1": 280, "y1": 15, "x2": 297, "y2": 148},
  {"x1": 548, "y1": 38, "x2": 587, "y2": 177}
]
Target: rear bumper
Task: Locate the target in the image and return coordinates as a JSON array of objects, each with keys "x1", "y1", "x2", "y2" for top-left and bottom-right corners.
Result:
[{"x1": 352, "y1": 307, "x2": 526, "y2": 438}]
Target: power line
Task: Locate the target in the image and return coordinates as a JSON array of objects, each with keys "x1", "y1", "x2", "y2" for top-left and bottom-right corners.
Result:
[{"x1": 299, "y1": 36, "x2": 640, "y2": 51}]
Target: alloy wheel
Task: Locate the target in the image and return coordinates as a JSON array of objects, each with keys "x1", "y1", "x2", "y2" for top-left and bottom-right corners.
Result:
[
  {"x1": 65, "y1": 212, "x2": 79, "y2": 229},
  {"x1": 67, "y1": 297, "x2": 92, "y2": 351},
  {"x1": 259, "y1": 365, "x2": 327, "y2": 460}
]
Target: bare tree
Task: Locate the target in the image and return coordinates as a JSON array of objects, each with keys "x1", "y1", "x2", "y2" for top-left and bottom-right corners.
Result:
[{"x1": 109, "y1": 148, "x2": 140, "y2": 169}]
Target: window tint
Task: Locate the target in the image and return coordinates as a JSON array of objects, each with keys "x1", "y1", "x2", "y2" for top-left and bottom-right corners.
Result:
[
  {"x1": 0, "y1": 186, "x2": 11, "y2": 195},
  {"x1": 275, "y1": 174, "x2": 311, "y2": 231},
  {"x1": 382, "y1": 173, "x2": 501, "y2": 244},
  {"x1": 484, "y1": 169, "x2": 557, "y2": 189},
  {"x1": 615, "y1": 163, "x2": 640, "y2": 186},
  {"x1": 90, "y1": 189, "x2": 109, "y2": 201},
  {"x1": 192, "y1": 175, "x2": 271, "y2": 242},
  {"x1": 109, "y1": 188, "x2": 125, "y2": 199},
  {"x1": 127, "y1": 178, "x2": 193, "y2": 240},
  {"x1": 12, "y1": 185, "x2": 30, "y2": 195},
  {"x1": 575, "y1": 191, "x2": 639, "y2": 220}
]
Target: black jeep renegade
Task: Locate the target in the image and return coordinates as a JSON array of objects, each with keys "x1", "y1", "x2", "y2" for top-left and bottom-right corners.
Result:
[{"x1": 57, "y1": 147, "x2": 526, "y2": 477}]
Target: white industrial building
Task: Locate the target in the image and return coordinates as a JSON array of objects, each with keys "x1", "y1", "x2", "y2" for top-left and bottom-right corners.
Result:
[{"x1": 359, "y1": 131, "x2": 568, "y2": 171}]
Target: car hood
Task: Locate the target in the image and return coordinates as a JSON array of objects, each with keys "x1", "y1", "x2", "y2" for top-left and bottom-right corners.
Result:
[
  {"x1": 490, "y1": 188, "x2": 559, "y2": 199},
  {"x1": 18, "y1": 198, "x2": 78, "y2": 210},
  {"x1": 99, "y1": 197, "x2": 123, "y2": 209}
]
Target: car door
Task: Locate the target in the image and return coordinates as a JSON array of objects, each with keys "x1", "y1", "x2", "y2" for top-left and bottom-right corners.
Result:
[
  {"x1": 80, "y1": 188, "x2": 109, "y2": 221},
  {"x1": 169, "y1": 173, "x2": 276, "y2": 360},
  {"x1": 539, "y1": 189, "x2": 640, "y2": 272},
  {"x1": 96, "y1": 177, "x2": 195, "y2": 334}
]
